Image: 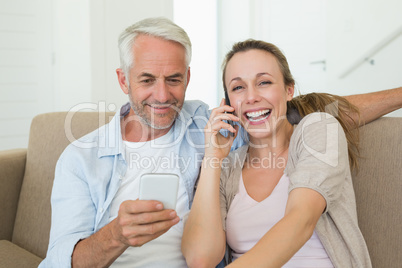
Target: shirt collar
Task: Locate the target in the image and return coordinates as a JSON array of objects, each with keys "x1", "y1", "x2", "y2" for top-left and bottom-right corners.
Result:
[{"x1": 97, "y1": 102, "x2": 195, "y2": 158}]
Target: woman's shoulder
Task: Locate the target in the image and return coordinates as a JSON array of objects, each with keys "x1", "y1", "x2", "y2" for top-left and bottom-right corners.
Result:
[
  {"x1": 287, "y1": 111, "x2": 348, "y2": 170},
  {"x1": 293, "y1": 112, "x2": 340, "y2": 135},
  {"x1": 290, "y1": 112, "x2": 343, "y2": 147}
]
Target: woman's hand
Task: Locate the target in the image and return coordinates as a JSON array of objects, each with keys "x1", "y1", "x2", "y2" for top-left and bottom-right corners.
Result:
[{"x1": 204, "y1": 99, "x2": 239, "y2": 160}]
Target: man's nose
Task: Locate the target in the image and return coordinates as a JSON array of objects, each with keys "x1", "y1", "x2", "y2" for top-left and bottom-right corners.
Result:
[{"x1": 154, "y1": 81, "x2": 169, "y2": 103}]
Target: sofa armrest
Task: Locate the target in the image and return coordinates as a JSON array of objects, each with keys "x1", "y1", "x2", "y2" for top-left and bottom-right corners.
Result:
[{"x1": 0, "y1": 149, "x2": 27, "y2": 241}]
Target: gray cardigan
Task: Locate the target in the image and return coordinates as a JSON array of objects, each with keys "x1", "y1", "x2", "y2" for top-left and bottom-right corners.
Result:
[{"x1": 219, "y1": 112, "x2": 372, "y2": 267}]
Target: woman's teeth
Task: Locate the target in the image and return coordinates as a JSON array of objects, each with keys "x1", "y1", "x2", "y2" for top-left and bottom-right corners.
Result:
[{"x1": 246, "y1": 109, "x2": 271, "y2": 122}]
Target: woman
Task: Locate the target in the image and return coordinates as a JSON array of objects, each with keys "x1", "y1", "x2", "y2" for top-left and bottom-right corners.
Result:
[{"x1": 181, "y1": 39, "x2": 371, "y2": 267}]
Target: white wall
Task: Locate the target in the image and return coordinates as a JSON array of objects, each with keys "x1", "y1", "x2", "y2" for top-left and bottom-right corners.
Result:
[
  {"x1": 53, "y1": 0, "x2": 92, "y2": 111},
  {"x1": 217, "y1": 0, "x2": 327, "y2": 99},
  {"x1": 0, "y1": 0, "x2": 53, "y2": 150},
  {"x1": 326, "y1": 0, "x2": 402, "y2": 117},
  {"x1": 173, "y1": 0, "x2": 218, "y2": 108}
]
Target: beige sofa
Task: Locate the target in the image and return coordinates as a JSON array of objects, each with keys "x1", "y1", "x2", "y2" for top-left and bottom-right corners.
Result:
[{"x1": 0, "y1": 112, "x2": 401, "y2": 268}]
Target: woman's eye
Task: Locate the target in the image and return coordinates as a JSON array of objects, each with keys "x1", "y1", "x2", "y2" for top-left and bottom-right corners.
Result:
[
  {"x1": 259, "y1": 81, "x2": 272, "y2": 86},
  {"x1": 232, "y1": 86, "x2": 243, "y2": 91}
]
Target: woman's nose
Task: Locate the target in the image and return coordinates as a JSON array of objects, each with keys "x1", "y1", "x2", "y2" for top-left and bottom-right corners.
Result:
[{"x1": 245, "y1": 86, "x2": 261, "y2": 104}]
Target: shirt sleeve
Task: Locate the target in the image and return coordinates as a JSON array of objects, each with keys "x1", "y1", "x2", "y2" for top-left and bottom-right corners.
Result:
[
  {"x1": 219, "y1": 172, "x2": 228, "y2": 231},
  {"x1": 286, "y1": 112, "x2": 350, "y2": 213},
  {"x1": 39, "y1": 147, "x2": 97, "y2": 268},
  {"x1": 219, "y1": 155, "x2": 234, "y2": 232}
]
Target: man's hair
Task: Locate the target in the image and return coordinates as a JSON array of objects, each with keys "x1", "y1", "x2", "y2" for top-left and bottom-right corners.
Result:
[{"x1": 118, "y1": 17, "x2": 192, "y2": 76}]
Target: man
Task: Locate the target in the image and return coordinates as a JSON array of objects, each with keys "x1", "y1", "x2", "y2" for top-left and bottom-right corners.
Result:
[{"x1": 39, "y1": 17, "x2": 402, "y2": 267}]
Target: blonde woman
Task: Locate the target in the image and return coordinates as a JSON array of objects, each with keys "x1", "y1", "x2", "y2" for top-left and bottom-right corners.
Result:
[{"x1": 182, "y1": 40, "x2": 371, "y2": 267}]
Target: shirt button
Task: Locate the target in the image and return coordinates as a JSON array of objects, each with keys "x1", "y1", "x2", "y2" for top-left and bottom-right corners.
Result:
[{"x1": 100, "y1": 208, "x2": 104, "y2": 213}]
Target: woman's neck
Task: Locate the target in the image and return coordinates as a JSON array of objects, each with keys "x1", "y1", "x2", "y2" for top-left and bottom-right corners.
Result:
[{"x1": 247, "y1": 120, "x2": 294, "y2": 159}]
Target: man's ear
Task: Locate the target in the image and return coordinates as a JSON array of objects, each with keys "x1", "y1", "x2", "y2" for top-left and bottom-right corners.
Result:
[
  {"x1": 116, "y1": 68, "x2": 129, "y2": 94},
  {"x1": 286, "y1": 84, "x2": 295, "y2": 101},
  {"x1": 185, "y1": 67, "x2": 191, "y2": 90}
]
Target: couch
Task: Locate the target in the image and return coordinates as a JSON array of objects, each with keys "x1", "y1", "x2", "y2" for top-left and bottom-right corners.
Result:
[{"x1": 0, "y1": 112, "x2": 401, "y2": 268}]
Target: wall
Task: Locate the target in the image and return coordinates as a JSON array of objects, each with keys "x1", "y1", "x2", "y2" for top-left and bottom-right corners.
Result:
[
  {"x1": 217, "y1": 0, "x2": 327, "y2": 99},
  {"x1": 0, "y1": 0, "x2": 53, "y2": 150},
  {"x1": 326, "y1": 0, "x2": 402, "y2": 117},
  {"x1": 173, "y1": 0, "x2": 218, "y2": 108},
  {"x1": 53, "y1": 0, "x2": 91, "y2": 111}
]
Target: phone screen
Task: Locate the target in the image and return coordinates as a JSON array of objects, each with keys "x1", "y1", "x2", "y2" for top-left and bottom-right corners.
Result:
[{"x1": 139, "y1": 173, "x2": 179, "y2": 210}]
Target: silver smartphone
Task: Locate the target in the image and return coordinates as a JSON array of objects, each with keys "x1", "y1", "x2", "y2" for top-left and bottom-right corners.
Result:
[{"x1": 139, "y1": 173, "x2": 179, "y2": 210}]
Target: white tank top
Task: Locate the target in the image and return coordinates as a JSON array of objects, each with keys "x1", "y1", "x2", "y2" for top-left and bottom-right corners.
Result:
[{"x1": 226, "y1": 173, "x2": 334, "y2": 267}]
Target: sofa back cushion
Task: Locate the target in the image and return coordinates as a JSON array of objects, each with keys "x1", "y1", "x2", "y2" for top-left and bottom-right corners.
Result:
[
  {"x1": 12, "y1": 111, "x2": 114, "y2": 258},
  {"x1": 352, "y1": 117, "x2": 402, "y2": 268}
]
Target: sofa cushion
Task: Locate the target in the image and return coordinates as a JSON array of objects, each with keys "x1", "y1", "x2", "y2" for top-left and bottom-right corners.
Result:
[
  {"x1": 0, "y1": 240, "x2": 42, "y2": 268},
  {"x1": 352, "y1": 117, "x2": 402, "y2": 268},
  {"x1": 0, "y1": 149, "x2": 26, "y2": 241},
  {"x1": 12, "y1": 112, "x2": 114, "y2": 258}
]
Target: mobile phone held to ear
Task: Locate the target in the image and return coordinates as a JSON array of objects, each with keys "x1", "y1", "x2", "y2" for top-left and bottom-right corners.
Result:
[
  {"x1": 224, "y1": 91, "x2": 235, "y2": 137},
  {"x1": 139, "y1": 173, "x2": 179, "y2": 210}
]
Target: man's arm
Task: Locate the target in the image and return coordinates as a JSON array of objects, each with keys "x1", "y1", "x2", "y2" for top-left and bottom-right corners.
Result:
[
  {"x1": 344, "y1": 87, "x2": 402, "y2": 126},
  {"x1": 41, "y1": 150, "x2": 180, "y2": 268},
  {"x1": 72, "y1": 200, "x2": 180, "y2": 268}
]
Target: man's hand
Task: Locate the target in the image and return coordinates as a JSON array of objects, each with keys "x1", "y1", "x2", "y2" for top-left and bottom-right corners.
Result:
[
  {"x1": 111, "y1": 199, "x2": 180, "y2": 247},
  {"x1": 72, "y1": 200, "x2": 179, "y2": 267}
]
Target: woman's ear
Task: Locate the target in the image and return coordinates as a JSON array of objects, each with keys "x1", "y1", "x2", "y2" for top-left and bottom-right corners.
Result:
[{"x1": 286, "y1": 84, "x2": 295, "y2": 101}]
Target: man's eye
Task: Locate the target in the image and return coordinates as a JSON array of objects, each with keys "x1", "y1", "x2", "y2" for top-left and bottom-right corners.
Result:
[
  {"x1": 142, "y1": 79, "x2": 154, "y2": 84},
  {"x1": 168, "y1": 79, "x2": 182, "y2": 85}
]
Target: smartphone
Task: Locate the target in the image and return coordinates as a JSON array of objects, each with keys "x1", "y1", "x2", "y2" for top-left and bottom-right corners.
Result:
[
  {"x1": 224, "y1": 91, "x2": 235, "y2": 137},
  {"x1": 139, "y1": 173, "x2": 179, "y2": 210}
]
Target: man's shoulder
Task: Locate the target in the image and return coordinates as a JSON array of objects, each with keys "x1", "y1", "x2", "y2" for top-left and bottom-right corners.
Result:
[
  {"x1": 60, "y1": 117, "x2": 116, "y2": 161},
  {"x1": 182, "y1": 100, "x2": 210, "y2": 117}
]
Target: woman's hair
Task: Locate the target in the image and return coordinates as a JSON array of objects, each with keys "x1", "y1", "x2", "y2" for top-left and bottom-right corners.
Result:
[
  {"x1": 118, "y1": 17, "x2": 192, "y2": 77},
  {"x1": 222, "y1": 39, "x2": 295, "y2": 91},
  {"x1": 288, "y1": 93, "x2": 360, "y2": 170},
  {"x1": 222, "y1": 39, "x2": 360, "y2": 170}
]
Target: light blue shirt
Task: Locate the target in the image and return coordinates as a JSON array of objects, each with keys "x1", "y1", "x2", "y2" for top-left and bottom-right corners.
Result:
[{"x1": 39, "y1": 100, "x2": 244, "y2": 267}]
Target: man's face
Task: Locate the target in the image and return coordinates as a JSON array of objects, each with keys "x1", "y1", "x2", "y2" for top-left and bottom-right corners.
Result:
[{"x1": 118, "y1": 34, "x2": 190, "y2": 130}]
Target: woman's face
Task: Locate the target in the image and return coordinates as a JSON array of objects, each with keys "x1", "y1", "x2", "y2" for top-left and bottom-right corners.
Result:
[{"x1": 224, "y1": 49, "x2": 294, "y2": 139}]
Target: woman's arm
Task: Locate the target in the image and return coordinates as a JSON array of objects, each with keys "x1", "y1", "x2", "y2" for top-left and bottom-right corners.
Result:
[
  {"x1": 227, "y1": 188, "x2": 326, "y2": 268},
  {"x1": 182, "y1": 99, "x2": 238, "y2": 268},
  {"x1": 181, "y1": 159, "x2": 227, "y2": 268},
  {"x1": 345, "y1": 86, "x2": 402, "y2": 125}
]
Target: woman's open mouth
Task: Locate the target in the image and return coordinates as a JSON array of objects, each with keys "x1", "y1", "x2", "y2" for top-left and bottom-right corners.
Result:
[{"x1": 245, "y1": 109, "x2": 271, "y2": 123}]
